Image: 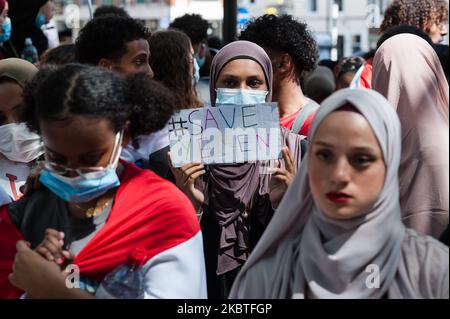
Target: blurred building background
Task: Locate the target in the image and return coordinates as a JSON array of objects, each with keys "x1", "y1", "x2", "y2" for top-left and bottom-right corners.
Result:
[{"x1": 53, "y1": 0, "x2": 449, "y2": 60}]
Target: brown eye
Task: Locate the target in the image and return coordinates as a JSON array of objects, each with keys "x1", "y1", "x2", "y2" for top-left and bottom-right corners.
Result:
[
  {"x1": 248, "y1": 80, "x2": 262, "y2": 88},
  {"x1": 315, "y1": 149, "x2": 333, "y2": 162},
  {"x1": 224, "y1": 79, "x2": 238, "y2": 88},
  {"x1": 350, "y1": 154, "x2": 375, "y2": 168}
]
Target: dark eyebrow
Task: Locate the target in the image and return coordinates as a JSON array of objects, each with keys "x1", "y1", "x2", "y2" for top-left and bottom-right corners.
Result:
[
  {"x1": 133, "y1": 52, "x2": 148, "y2": 59},
  {"x1": 79, "y1": 148, "x2": 109, "y2": 160},
  {"x1": 220, "y1": 74, "x2": 240, "y2": 80},
  {"x1": 314, "y1": 141, "x2": 378, "y2": 153},
  {"x1": 247, "y1": 75, "x2": 264, "y2": 80},
  {"x1": 314, "y1": 141, "x2": 333, "y2": 147}
]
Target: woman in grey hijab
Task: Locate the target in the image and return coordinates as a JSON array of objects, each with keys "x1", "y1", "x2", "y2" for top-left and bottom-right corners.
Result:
[{"x1": 230, "y1": 88, "x2": 449, "y2": 299}]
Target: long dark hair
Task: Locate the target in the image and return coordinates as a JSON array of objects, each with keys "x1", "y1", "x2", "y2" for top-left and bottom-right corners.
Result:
[{"x1": 149, "y1": 30, "x2": 202, "y2": 109}]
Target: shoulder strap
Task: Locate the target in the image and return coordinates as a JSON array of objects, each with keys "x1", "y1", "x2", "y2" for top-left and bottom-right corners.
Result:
[{"x1": 291, "y1": 100, "x2": 320, "y2": 135}]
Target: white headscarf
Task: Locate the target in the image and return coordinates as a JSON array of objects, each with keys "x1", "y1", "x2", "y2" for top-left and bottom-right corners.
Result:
[{"x1": 230, "y1": 88, "x2": 409, "y2": 299}]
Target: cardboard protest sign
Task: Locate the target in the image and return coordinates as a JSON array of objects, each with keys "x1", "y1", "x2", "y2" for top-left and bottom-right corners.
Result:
[{"x1": 168, "y1": 103, "x2": 282, "y2": 167}]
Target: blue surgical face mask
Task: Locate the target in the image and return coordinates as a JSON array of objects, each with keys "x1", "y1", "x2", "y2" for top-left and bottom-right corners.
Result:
[
  {"x1": 195, "y1": 54, "x2": 205, "y2": 69},
  {"x1": 35, "y1": 14, "x2": 46, "y2": 28},
  {"x1": 215, "y1": 88, "x2": 269, "y2": 106},
  {"x1": 193, "y1": 58, "x2": 200, "y2": 85},
  {"x1": 0, "y1": 18, "x2": 12, "y2": 43},
  {"x1": 39, "y1": 132, "x2": 123, "y2": 203}
]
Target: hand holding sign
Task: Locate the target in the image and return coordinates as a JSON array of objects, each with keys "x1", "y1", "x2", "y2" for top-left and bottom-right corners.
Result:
[
  {"x1": 167, "y1": 103, "x2": 282, "y2": 167},
  {"x1": 272, "y1": 147, "x2": 297, "y2": 186},
  {"x1": 168, "y1": 152, "x2": 205, "y2": 211}
]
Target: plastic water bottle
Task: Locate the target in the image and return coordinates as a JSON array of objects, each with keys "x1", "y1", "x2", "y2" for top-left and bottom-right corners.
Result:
[
  {"x1": 96, "y1": 247, "x2": 147, "y2": 299},
  {"x1": 21, "y1": 38, "x2": 38, "y2": 64}
]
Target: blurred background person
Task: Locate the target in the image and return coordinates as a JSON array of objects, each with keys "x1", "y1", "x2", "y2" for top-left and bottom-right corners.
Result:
[
  {"x1": 335, "y1": 56, "x2": 365, "y2": 90},
  {"x1": 7, "y1": 0, "x2": 53, "y2": 58},
  {"x1": 0, "y1": 0, "x2": 16, "y2": 60},
  {"x1": 302, "y1": 66, "x2": 336, "y2": 104},
  {"x1": 0, "y1": 58, "x2": 41, "y2": 201},
  {"x1": 169, "y1": 13, "x2": 211, "y2": 103},
  {"x1": 381, "y1": 0, "x2": 448, "y2": 44}
]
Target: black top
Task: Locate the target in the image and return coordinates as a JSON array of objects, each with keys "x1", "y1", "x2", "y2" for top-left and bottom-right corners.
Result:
[{"x1": 8, "y1": 0, "x2": 49, "y2": 56}]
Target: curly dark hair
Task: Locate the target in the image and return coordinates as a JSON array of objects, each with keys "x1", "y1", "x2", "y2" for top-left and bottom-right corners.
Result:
[
  {"x1": 75, "y1": 15, "x2": 150, "y2": 65},
  {"x1": 93, "y1": 5, "x2": 130, "y2": 18},
  {"x1": 377, "y1": 25, "x2": 433, "y2": 49},
  {"x1": 435, "y1": 0, "x2": 449, "y2": 23},
  {"x1": 149, "y1": 30, "x2": 202, "y2": 109},
  {"x1": 239, "y1": 14, "x2": 319, "y2": 83},
  {"x1": 40, "y1": 44, "x2": 76, "y2": 66},
  {"x1": 380, "y1": 0, "x2": 440, "y2": 33},
  {"x1": 169, "y1": 14, "x2": 209, "y2": 45},
  {"x1": 23, "y1": 64, "x2": 175, "y2": 149}
]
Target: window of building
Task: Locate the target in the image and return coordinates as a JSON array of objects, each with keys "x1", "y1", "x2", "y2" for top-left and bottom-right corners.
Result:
[
  {"x1": 352, "y1": 35, "x2": 362, "y2": 54},
  {"x1": 309, "y1": 0, "x2": 318, "y2": 12},
  {"x1": 334, "y1": 0, "x2": 344, "y2": 11}
]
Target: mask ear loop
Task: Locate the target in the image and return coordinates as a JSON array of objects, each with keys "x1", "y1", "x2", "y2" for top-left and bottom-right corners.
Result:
[{"x1": 108, "y1": 130, "x2": 124, "y2": 169}]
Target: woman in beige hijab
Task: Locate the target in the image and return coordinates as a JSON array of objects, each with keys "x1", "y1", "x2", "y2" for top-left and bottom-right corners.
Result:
[
  {"x1": 230, "y1": 88, "x2": 449, "y2": 299},
  {"x1": 372, "y1": 34, "x2": 449, "y2": 239},
  {"x1": 0, "y1": 58, "x2": 42, "y2": 201}
]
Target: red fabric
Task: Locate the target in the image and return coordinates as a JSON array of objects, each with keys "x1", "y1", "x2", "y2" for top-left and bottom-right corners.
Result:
[
  {"x1": 0, "y1": 206, "x2": 25, "y2": 299},
  {"x1": 0, "y1": 162, "x2": 199, "y2": 298},
  {"x1": 298, "y1": 112, "x2": 315, "y2": 137},
  {"x1": 280, "y1": 108, "x2": 316, "y2": 137},
  {"x1": 279, "y1": 108, "x2": 300, "y2": 132},
  {"x1": 360, "y1": 58, "x2": 373, "y2": 89},
  {"x1": 0, "y1": 1, "x2": 6, "y2": 14}
]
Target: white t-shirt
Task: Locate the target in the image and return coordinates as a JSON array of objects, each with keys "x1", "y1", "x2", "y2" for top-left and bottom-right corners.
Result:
[
  {"x1": 95, "y1": 231, "x2": 207, "y2": 299},
  {"x1": 120, "y1": 128, "x2": 170, "y2": 163}
]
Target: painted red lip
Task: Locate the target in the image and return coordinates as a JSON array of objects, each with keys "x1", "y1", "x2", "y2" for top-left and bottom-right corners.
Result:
[{"x1": 326, "y1": 192, "x2": 352, "y2": 203}]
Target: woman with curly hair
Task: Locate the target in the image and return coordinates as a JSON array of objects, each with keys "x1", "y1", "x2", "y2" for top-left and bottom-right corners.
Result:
[
  {"x1": 381, "y1": 0, "x2": 448, "y2": 43},
  {"x1": 149, "y1": 29, "x2": 203, "y2": 110},
  {"x1": 0, "y1": 64, "x2": 207, "y2": 299}
]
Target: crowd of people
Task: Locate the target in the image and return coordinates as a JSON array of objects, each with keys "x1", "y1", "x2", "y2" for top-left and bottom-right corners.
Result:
[{"x1": 0, "y1": 0, "x2": 448, "y2": 299}]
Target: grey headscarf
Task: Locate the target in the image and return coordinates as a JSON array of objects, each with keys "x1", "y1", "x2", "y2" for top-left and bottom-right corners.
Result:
[
  {"x1": 230, "y1": 88, "x2": 412, "y2": 298},
  {"x1": 209, "y1": 40, "x2": 273, "y2": 106}
]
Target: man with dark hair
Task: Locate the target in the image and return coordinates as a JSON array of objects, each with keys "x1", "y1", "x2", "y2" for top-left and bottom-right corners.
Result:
[
  {"x1": 75, "y1": 15, "x2": 152, "y2": 77},
  {"x1": 240, "y1": 14, "x2": 319, "y2": 137},
  {"x1": 93, "y1": 5, "x2": 130, "y2": 19},
  {"x1": 75, "y1": 15, "x2": 177, "y2": 182}
]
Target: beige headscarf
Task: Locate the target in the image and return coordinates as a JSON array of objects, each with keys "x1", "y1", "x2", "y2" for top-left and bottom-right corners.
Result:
[
  {"x1": 0, "y1": 58, "x2": 38, "y2": 87},
  {"x1": 372, "y1": 34, "x2": 449, "y2": 238}
]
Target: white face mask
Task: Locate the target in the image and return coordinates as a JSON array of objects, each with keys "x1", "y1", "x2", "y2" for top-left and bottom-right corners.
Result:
[{"x1": 0, "y1": 123, "x2": 44, "y2": 163}]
